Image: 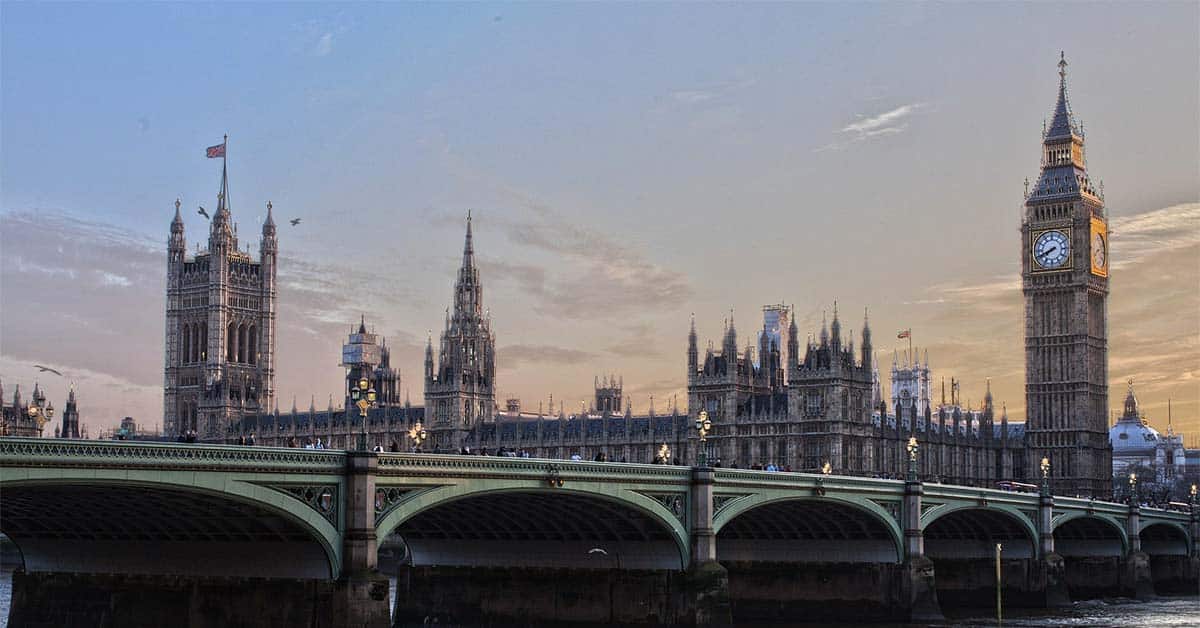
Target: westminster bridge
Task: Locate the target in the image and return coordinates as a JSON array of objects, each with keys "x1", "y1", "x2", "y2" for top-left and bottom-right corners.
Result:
[{"x1": 1, "y1": 438, "x2": 1196, "y2": 627}]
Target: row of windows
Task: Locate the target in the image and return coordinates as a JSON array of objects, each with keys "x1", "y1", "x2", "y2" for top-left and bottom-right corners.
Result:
[
  {"x1": 1030, "y1": 202, "x2": 1072, "y2": 222},
  {"x1": 179, "y1": 322, "x2": 260, "y2": 365},
  {"x1": 230, "y1": 295, "x2": 260, "y2": 310}
]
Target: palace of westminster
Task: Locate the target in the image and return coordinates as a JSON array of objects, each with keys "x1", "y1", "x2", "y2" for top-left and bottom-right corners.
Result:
[{"x1": 5, "y1": 57, "x2": 1193, "y2": 498}]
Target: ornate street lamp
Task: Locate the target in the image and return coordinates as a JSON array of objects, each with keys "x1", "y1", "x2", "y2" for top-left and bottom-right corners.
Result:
[
  {"x1": 657, "y1": 443, "x2": 671, "y2": 464},
  {"x1": 694, "y1": 410, "x2": 712, "y2": 467},
  {"x1": 821, "y1": 461, "x2": 832, "y2": 475},
  {"x1": 407, "y1": 422, "x2": 428, "y2": 452},
  {"x1": 1040, "y1": 457, "x2": 1050, "y2": 496},
  {"x1": 27, "y1": 403, "x2": 54, "y2": 437},
  {"x1": 906, "y1": 436, "x2": 919, "y2": 482},
  {"x1": 349, "y1": 376, "x2": 377, "y2": 451},
  {"x1": 1128, "y1": 472, "x2": 1138, "y2": 505}
]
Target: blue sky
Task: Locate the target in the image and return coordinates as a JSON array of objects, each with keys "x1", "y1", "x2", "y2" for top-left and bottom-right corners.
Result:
[{"x1": 2, "y1": 2, "x2": 1197, "y2": 437}]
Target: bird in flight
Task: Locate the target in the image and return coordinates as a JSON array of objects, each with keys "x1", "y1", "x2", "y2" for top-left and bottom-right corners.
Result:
[
  {"x1": 289, "y1": 218, "x2": 301, "y2": 226},
  {"x1": 34, "y1": 365, "x2": 63, "y2": 376},
  {"x1": 197, "y1": 206, "x2": 210, "y2": 220}
]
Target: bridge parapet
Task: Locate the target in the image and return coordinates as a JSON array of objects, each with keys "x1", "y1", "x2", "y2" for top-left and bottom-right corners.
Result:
[
  {"x1": 0, "y1": 436, "x2": 346, "y2": 473},
  {"x1": 377, "y1": 452, "x2": 692, "y2": 484}
]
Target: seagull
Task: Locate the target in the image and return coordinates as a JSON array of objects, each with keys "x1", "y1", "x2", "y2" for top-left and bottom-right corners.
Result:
[
  {"x1": 197, "y1": 206, "x2": 210, "y2": 219},
  {"x1": 34, "y1": 365, "x2": 63, "y2": 376},
  {"x1": 289, "y1": 218, "x2": 301, "y2": 226}
]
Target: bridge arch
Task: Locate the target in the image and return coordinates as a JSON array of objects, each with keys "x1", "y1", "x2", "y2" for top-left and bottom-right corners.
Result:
[
  {"x1": 1051, "y1": 512, "x2": 1128, "y2": 557},
  {"x1": 1139, "y1": 521, "x2": 1190, "y2": 557},
  {"x1": 922, "y1": 504, "x2": 1038, "y2": 559},
  {"x1": 712, "y1": 494, "x2": 903, "y2": 563},
  {"x1": 0, "y1": 476, "x2": 342, "y2": 579},
  {"x1": 376, "y1": 484, "x2": 689, "y2": 570}
]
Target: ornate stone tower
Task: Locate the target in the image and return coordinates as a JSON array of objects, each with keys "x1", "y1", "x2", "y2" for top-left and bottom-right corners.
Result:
[
  {"x1": 594, "y1": 375, "x2": 623, "y2": 415},
  {"x1": 1022, "y1": 54, "x2": 1111, "y2": 497},
  {"x1": 163, "y1": 151, "x2": 277, "y2": 440},
  {"x1": 425, "y1": 213, "x2": 496, "y2": 450},
  {"x1": 59, "y1": 384, "x2": 80, "y2": 439}
]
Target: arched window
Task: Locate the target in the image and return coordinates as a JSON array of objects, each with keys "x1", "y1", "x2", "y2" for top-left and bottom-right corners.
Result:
[
  {"x1": 182, "y1": 324, "x2": 190, "y2": 364},
  {"x1": 199, "y1": 326, "x2": 207, "y2": 361},
  {"x1": 237, "y1": 324, "x2": 247, "y2": 363},
  {"x1": 248, "y1": 325, "x2": 257, "y2": 365},
  {"x1": 227, "y1": 323, "x2": 236, "y2": 362}
]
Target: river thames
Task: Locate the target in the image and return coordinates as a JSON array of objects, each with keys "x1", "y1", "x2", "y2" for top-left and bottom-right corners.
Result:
[{"x1": 1, "y1": 568, "x2": 1195, "y2": 628}]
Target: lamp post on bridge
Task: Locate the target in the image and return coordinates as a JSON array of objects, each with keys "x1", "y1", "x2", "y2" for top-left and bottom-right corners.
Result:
[
  {"x1": 1040, "y1": 457, "x2": 1050, "y2": 497},
  {"x1": 27, "y1": 403, "x2": 54, "y2": 438},
  {"x1": 407, "y1": 422, "x2": 427, "y2": 453},
  {"x1": 1128, "y1": 472, "x2": 1138, "y2": 506},
  {"x1": 349, "y1": 377, "x2": 376, "y2": 452},
  {"x1": 694, "y1": 410, "x2": 711, "y2": 467},
  {"x1": 906, "y1": 437, "x2": 919, "y2": 483}
]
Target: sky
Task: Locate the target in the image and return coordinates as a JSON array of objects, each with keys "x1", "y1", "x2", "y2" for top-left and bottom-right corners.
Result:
[{"x1": 1, "y1": 2, "x2": 1197, "y2": 442}]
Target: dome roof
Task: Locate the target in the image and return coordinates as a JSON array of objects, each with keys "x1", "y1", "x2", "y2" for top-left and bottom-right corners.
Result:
[
  {"x1": 1110, "y1": 419, "x2": 1160, "y2": 456},
  {"x1": 1109, "y1": 380, "x2": 1159, "y2": 456}
]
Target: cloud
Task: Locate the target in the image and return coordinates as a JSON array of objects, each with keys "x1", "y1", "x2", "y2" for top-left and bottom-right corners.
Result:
[
  {"x1": 672, "y1": 90, "x2": 716, "y2": 105},
  {"x1": 313, "y1": 32, "x2": 334, "y2": 57},
  {"x1": 842, "y1": 104, "x2": 920, "y2": 135},
  {"x1": 607, "y1": 323, "x2": 662, "y2": 358},
  {"x1": 443, "y1": 204, "x2": 693, "y2": 319},
  {"x1": 290, "y1": 16, "x2": 351, "y2": 58},
  {"x1": 667, "y1": 78, "x2": 756, "y2": 107},
  {"x1": 1109, "y1": 202, "x2": 1200, "y2": 269},
  {"x1": 498, "y1": 344, "x2": 597, "y2": 371},
  {"x1": 816, "y1": 103, "x2": 924, "y2": 152}
]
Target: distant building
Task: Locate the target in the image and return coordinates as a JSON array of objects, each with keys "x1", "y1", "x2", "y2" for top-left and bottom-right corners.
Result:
[
  {"x1": 1110, "y1": 382, "x2": 1187, "y2": 484},
  {"x1": 341, "y1": 317, "x2": 401, "y2": 410},
  {"x1": 163, "y1": 153, "x2": 277, "y2": 441},
  {"x1": 0, "y1": 381, "x2": 53, "y2": 438},
  {"x1": 59, "y1": 384, "x2": 80, "y2": 439}
]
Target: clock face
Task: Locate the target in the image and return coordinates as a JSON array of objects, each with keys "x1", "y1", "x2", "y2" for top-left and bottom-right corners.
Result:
[
  {"x1": 1034, "y1": 230, "x2": 1070, "y2": 269},
  {"x1": 1091, "y1": 232, "x2": 1106, "y2": 270}
]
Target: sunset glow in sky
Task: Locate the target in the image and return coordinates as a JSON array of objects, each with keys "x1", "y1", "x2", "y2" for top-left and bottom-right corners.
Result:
[{"x1": 2, "y1": 3, "x2": 1197, "y2": 440}]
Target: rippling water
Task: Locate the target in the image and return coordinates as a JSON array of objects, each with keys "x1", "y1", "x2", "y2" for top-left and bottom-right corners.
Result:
[
  {"x1": 2, "y1": 569, "x2": 1196, "y2": 627},
  {"x1": 1, "y1": 569, "x2": 10, "y2": 628}
]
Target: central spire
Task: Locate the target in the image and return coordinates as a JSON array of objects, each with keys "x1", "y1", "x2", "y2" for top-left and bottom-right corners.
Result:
[
  {"x1": 462, "y1": 210, "x2": 475, "y2": 269},
  {"x1": 1046, "y1": 51, "x2": 1080, "y2": 142}
]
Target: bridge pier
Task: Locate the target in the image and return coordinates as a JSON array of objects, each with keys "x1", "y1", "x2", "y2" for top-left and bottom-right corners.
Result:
[
  {"x1": 687, "y1": 466, "x2": 732, "y2": 627},
  {"x1": 902, "y1": 478, "x2": 942, "y2": 622},
  {"x1": 338, "y1": 451, "x2": 391, "y2": 628},
  {"x1": 1036, "y1": 493, "x2": 1070, "y2": 607},
  {"x1": 1121, "y1": 505, "x2": 1154, "y2": 600}
]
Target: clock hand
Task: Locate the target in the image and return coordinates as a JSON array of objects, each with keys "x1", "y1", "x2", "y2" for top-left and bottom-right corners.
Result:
[{"x1": 1044, "y1": 245, "x2": 1058, "y2": 256}]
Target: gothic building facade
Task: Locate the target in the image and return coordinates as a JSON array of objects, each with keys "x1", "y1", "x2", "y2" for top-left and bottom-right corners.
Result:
[
  {"x1": 213, "y1": 57, "x2": 1144, "y2": 497},
  {"x1": 341, "y1": 317, "x2": 402, "y2": 411},
  {"x1": 163, "y1": 158, "x2": 277, "y2": 440},
  {"x1": 59, "y1": 385, "x2": 80, "y2": 439},
  {"x1": 424, "y1": 214, "x2": 497, "y2": 451},
  {"x1": 680, "y1": 306, "x2": 1025, "y2": 484},
  {"x1": 1021, "y1": 54, "x2": 1112, "y2": 498},
  {"x1": 0, "y1": 380, "x2": 80, "y2": 439}
]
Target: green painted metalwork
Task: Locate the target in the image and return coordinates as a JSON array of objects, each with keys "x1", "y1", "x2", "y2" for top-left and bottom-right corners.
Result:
[{"x1": 2, "y1": 438, "x2": 1194, "y2": 576}]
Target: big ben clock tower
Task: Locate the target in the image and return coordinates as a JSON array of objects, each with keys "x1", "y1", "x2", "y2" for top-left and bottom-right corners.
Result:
[{"x1": 1022, "y1": 54, "x2": 1111, "y2": 498}]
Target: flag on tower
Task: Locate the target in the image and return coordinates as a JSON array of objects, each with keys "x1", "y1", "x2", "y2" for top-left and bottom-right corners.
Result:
[
  {"x1": 206, "y1": 142, "x2": 226, "y2": 158},
  {"x1": 897, "y1": 329, "x2": 911, "y2": 339}
]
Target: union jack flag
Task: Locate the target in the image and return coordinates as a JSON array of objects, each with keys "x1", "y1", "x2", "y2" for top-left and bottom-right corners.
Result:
[
  {"x1": 897, "y1": 329, "x2": 911, "y2": 339},
  {"x1": 206, "y1": 143, "x2": 226, "y2": 158}
]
